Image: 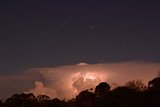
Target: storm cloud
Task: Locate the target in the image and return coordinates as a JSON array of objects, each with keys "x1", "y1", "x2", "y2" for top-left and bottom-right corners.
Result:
[{"x1": 0, "y1": 61, "x2": 160, "y2": 100}]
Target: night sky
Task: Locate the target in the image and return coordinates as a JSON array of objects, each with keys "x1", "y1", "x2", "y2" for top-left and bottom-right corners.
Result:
[{"x1": 0, "y1": 0, "x2": 160, "y2": 74}]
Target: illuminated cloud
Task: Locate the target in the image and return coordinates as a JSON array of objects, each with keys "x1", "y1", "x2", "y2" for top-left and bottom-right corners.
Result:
[
  {"x1": 0, "y1": 61, "x2": 160, "y2": 99},
  {"x1": 26, "y1": 81, "x2": 58, "y2": 98}
]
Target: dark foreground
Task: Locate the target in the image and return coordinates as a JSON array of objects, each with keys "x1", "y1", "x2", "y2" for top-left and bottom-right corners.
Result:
[{"x1": 1, "y1": 76, "x2": 160, "y2": 107}]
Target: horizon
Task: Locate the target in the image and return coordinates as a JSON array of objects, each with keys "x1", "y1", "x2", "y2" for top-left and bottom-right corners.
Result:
[{"x1": 0, "y1": 0, "x2": 160, "y2": 102}]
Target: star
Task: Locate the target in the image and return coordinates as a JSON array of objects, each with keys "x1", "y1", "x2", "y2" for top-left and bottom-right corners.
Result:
[
  {"x1": 90, "y1": 25, "x2": 95, "y2": 30},
  {"x1": 61, "y1": 20, "x2": 69, "y2": 27}
]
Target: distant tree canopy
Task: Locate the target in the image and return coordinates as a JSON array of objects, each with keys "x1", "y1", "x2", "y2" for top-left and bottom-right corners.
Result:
[
  {"x1": 148, "y1": 77, "x2": 160, "y2": 90},
  {"x1": 37, "y1": 95, "x2": 51, "y2": 102},
  {"x1": 125, "y1": 80, "x2": 146, "y2": 92},
  {"x1": 5, "y1": 93, "x2": 37, "y2": 107},
  {"x1": 95, "y1": 82, "x2": 110, "y2": 93},
  {"x1": 1, "y1": 77, "x2": 160, "y2": 107}
]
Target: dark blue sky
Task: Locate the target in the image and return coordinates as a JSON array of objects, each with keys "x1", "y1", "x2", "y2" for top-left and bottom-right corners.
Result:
[{"x1": 0, "y1": 0, "x2": 160, "y2": 74}]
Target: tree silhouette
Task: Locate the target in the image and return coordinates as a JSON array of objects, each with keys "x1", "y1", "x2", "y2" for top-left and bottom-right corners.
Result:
[
  {"x1": 5, "y1": 93, "x2": 37, "y2": 107},
  {"x1": 148, "y1": 77, "x2": 160, "y2": 90},
  {"x1": 125, "y1": 80, "x2": 146, "y2": 92},
  {"x1": 76, "y1": 90, "x2": 95, "y2": 107},
  {"x1": 145, "y1": 77, "x2": 160, "y2": 107},
  {"x1": 0, "y1": 100, "x2": 3, "y2": 106},
  {"x1": 94, "y1": 82, "x2": 110, "y2": 107},
  {"x1": 95, "y1": 82, "x2": 110, "y2": 97},
  {"x1": 37, "y1": 95, "x2": 50, "y2": 102}
]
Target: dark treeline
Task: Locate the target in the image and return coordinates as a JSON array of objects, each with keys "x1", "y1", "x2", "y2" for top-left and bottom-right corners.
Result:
[{"x1": 1, "y1": 76, "x2": 160, "y2": 107}]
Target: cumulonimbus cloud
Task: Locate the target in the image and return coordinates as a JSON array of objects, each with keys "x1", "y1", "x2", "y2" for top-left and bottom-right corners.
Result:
[{"x1": 0, "y1": 61, "x2": 160, "y2": 100}]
